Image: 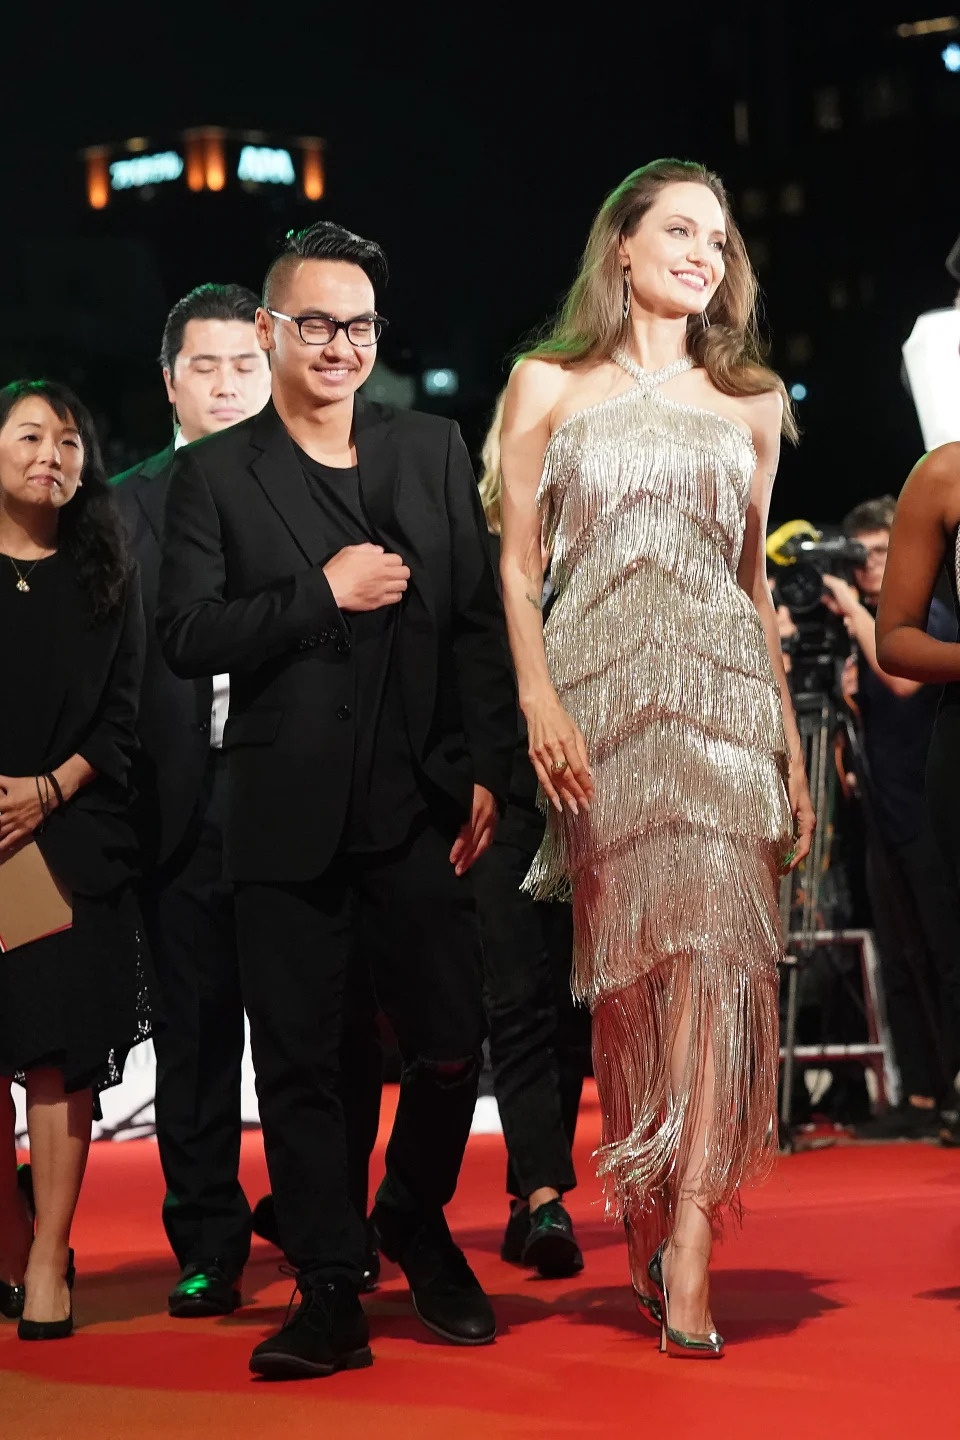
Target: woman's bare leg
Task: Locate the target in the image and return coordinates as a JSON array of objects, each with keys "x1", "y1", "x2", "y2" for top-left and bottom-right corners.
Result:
[
  {"x1": 662, "y1": 976, "x2": 716, "y2": 1335},
  {"x1": 21, "y1": 1070, "x2": 92, "y2": 1323},
  {"x1": 0, "y1": 1081, "x2": 33, "y2": 1288}
]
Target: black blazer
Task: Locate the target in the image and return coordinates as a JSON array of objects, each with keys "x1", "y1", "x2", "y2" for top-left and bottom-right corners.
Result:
[
  {"x1": 32, "y1": 562, "x2": 145, "y2": 897},
  {"x1": 114, "y1": 444, "x2": 213, "y2": 865},
  {"x1": 156, "y1": 397, "x2": 516, "y2": 883}
]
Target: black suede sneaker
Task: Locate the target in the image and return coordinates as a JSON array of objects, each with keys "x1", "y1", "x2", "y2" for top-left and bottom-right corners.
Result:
[
  {"x1": 520, "y1": 1200, "x2": 584, "y2": 1279},
  {"x1": 249, "y1": 1275, "x2": 372, "y2": 1380},
  {"x1": 373, "y1": 1209, "x2": 495, "y2": 1346},
  {"x1": 500, "y1": 1202, "x2": 529, "y2": 1264}
]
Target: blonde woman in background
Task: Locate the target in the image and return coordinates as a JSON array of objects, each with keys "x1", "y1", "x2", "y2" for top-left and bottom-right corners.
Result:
[
  {"x1": 473, "y1": 392, "x2": 590, "y2": 1279},
  {"x1": 499, "y1": 159, "x2": 814, "y2": 1357}
]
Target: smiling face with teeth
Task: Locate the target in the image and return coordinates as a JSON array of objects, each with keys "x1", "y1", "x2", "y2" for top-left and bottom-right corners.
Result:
[
  {"x1": 257, "y1": 258, "x2": 379, "y2": 414},
  {"x1": 618, "y1": 180, "x2": 727, "y2": 323}
]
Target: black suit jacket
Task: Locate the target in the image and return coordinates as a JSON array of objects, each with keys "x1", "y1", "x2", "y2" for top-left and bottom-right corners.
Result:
[
  {"x1": 114, "y1": 444, "x2": 213, "y2": 865},
  {"x1": 156, "y1": 397, "x2": 516, "y2": 883},
  {"x1": 29, "y1": 561, "x2": 145, "y2": 896}
]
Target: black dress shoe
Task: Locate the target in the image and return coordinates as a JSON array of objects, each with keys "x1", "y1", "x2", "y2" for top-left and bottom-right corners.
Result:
[
  {"x1": 168, "y1": 1260, "x2": 242, "y2": 1317},
  {"x1": 374, "y1": 1210, "x2": 495, "y2": 1346},
  {"x1": 253, "y1": 1194, "x2": 381, "y2": 1293},
  {"x1": 520, "y1": 1200, "x2": 584, "y2": 1279},
  {"x1": 854, "y1": 1102, "x2": 941, "y2": 1141},
  {"x1": 249, "y1": 1274, "x2": 372, "y2": 1380},
  {"x1": 500, "y1": 1202, "x2": 529, "y2": 1264}
]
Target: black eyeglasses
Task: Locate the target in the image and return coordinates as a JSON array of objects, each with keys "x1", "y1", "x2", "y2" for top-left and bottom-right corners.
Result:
[{"x1": 266, "y1": 309, "x2": 388, "y2": 347}]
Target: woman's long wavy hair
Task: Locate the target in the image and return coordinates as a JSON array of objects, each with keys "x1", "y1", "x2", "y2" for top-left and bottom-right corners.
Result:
[
  {"x1": 526, "y1": 158, "x2": 797, "y2": 442},
  {"x1": 0, "y1": 380, "x2": 129, "y2": 620},
  {"x1": 477, "y1": 389, "x2": 507, "y2": 534}
]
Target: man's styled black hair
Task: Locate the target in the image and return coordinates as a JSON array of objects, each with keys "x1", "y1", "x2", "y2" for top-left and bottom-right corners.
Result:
[
  {"x1": 263, "y1": 222, "x2": 389, "y2": 309},
  {"x1": 159, "y1": 282, "x2": 260, "y2": 373}
]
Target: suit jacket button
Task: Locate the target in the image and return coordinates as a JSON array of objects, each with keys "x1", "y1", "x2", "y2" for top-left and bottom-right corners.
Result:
[{"x1": 336, "y1": 705, "x2": 352, "y2": 721}]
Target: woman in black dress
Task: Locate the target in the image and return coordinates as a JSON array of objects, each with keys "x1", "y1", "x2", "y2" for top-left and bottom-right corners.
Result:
[{"x1": 0, "y1": 380, "x2": 149, "y2": 1339}]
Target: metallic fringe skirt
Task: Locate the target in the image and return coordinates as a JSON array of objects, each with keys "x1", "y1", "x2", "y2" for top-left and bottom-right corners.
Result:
[{"x1": 528, "y1": 816, "x2": 785, "y2": 1245}]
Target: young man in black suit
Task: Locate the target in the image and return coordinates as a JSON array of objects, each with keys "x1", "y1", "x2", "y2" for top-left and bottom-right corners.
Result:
[
  {"x1": 114, "y1": 284, "x2": 272, "y2": 1316},
  {"x1": 157, "y1": 223, "x2": 516, "y2": 1379}
]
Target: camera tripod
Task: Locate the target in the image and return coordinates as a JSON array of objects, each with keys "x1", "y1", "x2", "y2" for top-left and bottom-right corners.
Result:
[{"x1": 778, "y1": 685, "x2": 899, "y2": 1147}]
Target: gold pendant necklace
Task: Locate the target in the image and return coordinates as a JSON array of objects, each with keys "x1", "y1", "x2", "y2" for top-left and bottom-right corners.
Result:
[{"x1": 7, "y1": 555, "x2": 43, "y2": 593}]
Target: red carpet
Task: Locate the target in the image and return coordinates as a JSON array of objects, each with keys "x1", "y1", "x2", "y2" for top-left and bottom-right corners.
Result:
[{"x1": 2, "y1": 1084, "x2": 958, "y2": 1439}]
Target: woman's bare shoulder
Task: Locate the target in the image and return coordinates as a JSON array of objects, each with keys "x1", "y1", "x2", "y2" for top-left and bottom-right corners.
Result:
[
  {"x1": 902, "y1": 442, "x2": 960, "y2": 509},
  {"x1": 508, "y1": 356, "x2": 622, "y2": 432}
]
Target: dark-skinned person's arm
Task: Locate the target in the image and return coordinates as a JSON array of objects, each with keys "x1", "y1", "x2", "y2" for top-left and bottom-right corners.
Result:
[{"x1": 876, "y1": 444, "x2": 960, "y2": 683}]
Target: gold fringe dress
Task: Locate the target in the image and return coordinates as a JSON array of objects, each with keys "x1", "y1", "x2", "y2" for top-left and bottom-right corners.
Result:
[{"x1": 527, "y1": 351, "x2": 792, "y2": 1254}]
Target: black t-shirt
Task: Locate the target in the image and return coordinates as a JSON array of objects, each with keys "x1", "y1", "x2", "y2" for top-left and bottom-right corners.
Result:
[
  {"x1": 295, "y1": 446, "x2": 424, "y2": 852},
  {"x1": 858, "y1": 596, "x2": 955, "y2": 844}
]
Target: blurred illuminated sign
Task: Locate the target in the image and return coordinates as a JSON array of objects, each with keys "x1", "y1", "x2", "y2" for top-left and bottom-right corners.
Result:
[
  {"x1": 110, "y1": 151, "x2": 184, "y2": 190},
  {"x1": 237, "y1": 145, "x2": 295, "y2": 184},
  {"x1": 85, "y1": 132, "x2": 323, "y2": 207}
]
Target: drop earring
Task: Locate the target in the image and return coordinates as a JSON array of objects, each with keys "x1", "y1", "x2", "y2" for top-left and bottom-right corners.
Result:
[
  {"x1": 622, "y1": 270, "x2": 631, "y2": 322},
  {"x1": 701, "y1": 309, "x2": 711, "y2": 331}
]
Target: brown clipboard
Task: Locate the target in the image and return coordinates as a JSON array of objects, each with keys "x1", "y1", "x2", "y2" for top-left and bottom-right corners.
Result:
[{"x1": 0, "y1": 841, "x2": 72, "y2": 952}]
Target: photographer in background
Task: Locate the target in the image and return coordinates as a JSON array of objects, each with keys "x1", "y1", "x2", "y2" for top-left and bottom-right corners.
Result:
[{"x1": 822, "y1": 497, "x2": 960, "y2": 1140}]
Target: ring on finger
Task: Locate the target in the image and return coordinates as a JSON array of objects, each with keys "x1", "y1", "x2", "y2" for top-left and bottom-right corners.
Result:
[{"x1": 550, "y1": 758, "x2": 569, "y2": 775}]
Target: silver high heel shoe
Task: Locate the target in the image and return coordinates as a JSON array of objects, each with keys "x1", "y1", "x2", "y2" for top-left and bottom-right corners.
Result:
[
  {"x1": 623, "y1": 1215, "x2": 662, "y2": 1328},
  {"x1": 648, "y1": 1242, "x2": 724, "y2": 1359}
]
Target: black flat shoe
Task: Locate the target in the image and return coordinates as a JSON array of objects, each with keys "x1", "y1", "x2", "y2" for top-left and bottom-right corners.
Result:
[
  {"x1": 249, "y1": 1274, "x2": 372, "y2": 1380},
  {"x1": 168, "y1": 1259, "x2": 242, "y2": 1318},
  {"x1": 0, "y1": 1279, "x2": 25, "y2": 1320},
  {"x1": 18, "y1": 1250, "x2": 76, "y2": 1342},
  {"x1": 255, "y1": 1194, "x2": 381, "y2": 1293},
  {"x1": 374, "y1": 1208, "x2": 495, "y2": 1346},
  {"x1": 500, "y1": 1202, "x2": 529, "y2": 1264},
  {"x1": 520, "y1": 1200, "x2": 584, "y2": 1280},
  {"x1": 0, "y1": 1168, "x2": 40, "y2": 1320}
]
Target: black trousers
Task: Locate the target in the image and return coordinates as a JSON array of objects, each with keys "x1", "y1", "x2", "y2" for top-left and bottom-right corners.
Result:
[
  {"x1": 866, "y1": 819, "x2": 960, "y2": 1103},
  {"x1": 140, "y1": 753, "x2": 251, "y2": 1270},
  {"x1": 235, "y1": 817, "x2": 485, "y2": 1283},
  {"x1": 473, "y1": 811, "x2": 590, "y2": 1201}
]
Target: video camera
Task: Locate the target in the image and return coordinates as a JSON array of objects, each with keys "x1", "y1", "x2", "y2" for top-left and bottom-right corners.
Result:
[{"x1": 766, "y1": 521, "x2": 868, "y2": 698}]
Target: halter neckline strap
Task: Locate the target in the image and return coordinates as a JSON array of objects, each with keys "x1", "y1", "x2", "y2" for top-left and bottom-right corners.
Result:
[{"x1": 612, "y1": 349, "x2": 693, "y2": 388}]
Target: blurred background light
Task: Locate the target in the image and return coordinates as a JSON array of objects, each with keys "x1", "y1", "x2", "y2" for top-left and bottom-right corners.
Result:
[
  {"x1": 789, "y1": 382, "x2": 808, "y2": 402},
  {"x1": 423, "y1": 368, "x2": 459, "y2": 396},
  {"x1": 942, "y1": 41, "x2": 960, "y2": 70}
]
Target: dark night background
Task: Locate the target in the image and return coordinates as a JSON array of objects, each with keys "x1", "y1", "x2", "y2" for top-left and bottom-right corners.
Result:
[{"x1": 2, "y1": 1, "x2": 958, "y2": 524}]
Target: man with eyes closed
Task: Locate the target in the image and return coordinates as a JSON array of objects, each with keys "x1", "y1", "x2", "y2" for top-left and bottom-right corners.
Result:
[
  {"x1": 157, "y1": 222, "x2": 515, "y2": 1380},
  {"x1": 114, "y1": 284, "x2": 272, "y2": 1319}
]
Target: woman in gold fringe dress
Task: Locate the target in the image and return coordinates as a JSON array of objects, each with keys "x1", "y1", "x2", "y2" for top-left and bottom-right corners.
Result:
[{"x1": 499, "y1": 159, "x2": 815, "y2": 1357}]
